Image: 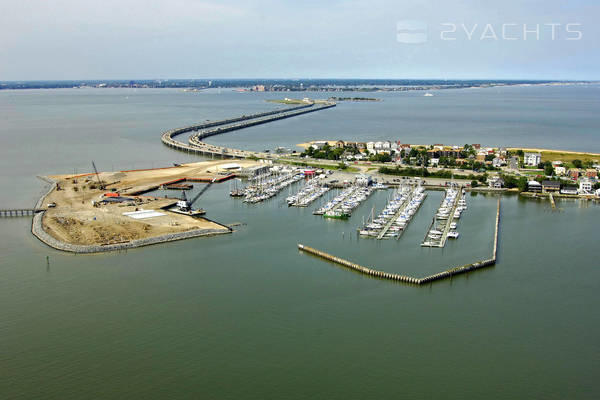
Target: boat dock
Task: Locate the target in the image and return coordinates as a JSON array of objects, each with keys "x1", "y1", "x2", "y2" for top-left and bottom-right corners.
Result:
[
  {"x1": 287, "y1": 179, "x2": 330, "y2": 207},
  {"x1": 378, "y1": 187, "x2": 426, "y2": 239},
  {"x1": 421, "y1": 187, "x2": 464, "y2": 248},
  {"x1": 314, "y1": 185, "x2": 373, "y2": 218},
  {"x1": 243, "y1": 171, "x2": 304, "y2": 203},
  {"x1": 298, "y1": 197, "x2": 501, "y2": 285},
  {"x1": 359, "y1": 185, "x2": 426, "y2": 239}
]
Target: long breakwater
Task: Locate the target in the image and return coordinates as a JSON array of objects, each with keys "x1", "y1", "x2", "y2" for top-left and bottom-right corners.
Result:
[{"x1": 299, "y1": 197, "x2": 501, "y2": 285}]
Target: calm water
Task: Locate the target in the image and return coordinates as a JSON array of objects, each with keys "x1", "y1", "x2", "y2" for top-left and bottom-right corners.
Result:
[{"x1": 1, "y1": 87, "x2": 599, "y2": 399}]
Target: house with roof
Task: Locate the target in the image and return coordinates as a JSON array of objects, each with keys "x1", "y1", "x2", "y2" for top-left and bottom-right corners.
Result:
[
  {"x1": 569, "y1": 168, "x2": 583, "y2": 179},
  {"x1": 528, "y1": 180, "x2": 542, "y2": 192},
  {"x1": 488, "y1": 176, "x2": 504, "y2": 188},
  {"x1": 524, "y1": 152, "x2": 542, "y2": 166},
  {"x1": 560, "y1": 186, "x2": 578, "y2": 195},
  {"x1": 542, "y1": 180, "x2": 560, "y2": 193},
  {"x1": 492, "y1": 157, "x2": 505, "y2": 168},
  {"x1": 527, "y1": 181, "x2": 542, "y2": 193}
]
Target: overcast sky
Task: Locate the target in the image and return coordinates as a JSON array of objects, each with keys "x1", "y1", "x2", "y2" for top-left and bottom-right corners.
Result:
[{"x1": 1, "y1": 0, "x2": 598, "y2": 80}]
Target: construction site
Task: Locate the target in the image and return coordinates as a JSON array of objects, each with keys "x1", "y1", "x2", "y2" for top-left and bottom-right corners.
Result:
[{"x1": 36, "y1": 159, "x2": 262, "y2": 249}]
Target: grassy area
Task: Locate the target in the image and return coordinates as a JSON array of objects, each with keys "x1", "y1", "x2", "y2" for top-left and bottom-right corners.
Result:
[
  {"x1": 277, "y1": 159, "x2": 359, "y2": 172},
  {"x1": 539, "y1": 150, "x2": 600, "y2": 163}
]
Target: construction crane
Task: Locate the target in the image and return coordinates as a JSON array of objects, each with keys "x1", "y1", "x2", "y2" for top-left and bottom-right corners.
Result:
[
  {"x1": 176, "y1": 178, "x2": 216, "y2": 212},
  {"x1": 91, "y1": 161, "x2": 106, "y2": 190}
]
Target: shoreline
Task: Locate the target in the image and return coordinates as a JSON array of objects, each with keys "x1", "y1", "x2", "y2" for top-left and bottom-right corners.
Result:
[{"x1": 296, "y1": 141, "x2": 600, "y2": 157}]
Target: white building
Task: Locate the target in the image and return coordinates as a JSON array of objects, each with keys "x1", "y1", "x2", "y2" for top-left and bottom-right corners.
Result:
[
  {"x1": 429, "y1": 158, "x2": 440, "y2": 167},
  {"x1": 356, "y1": 174, "x2": 372, "y2": 186},
  {"x1": 579, "y1": 178, "x2": 593, "y2": 194},
  {"x1": 310, "y1": 141, "x2": 328, "y2": 150},
  {"x1": 561, "y1": 186, "x2": 578, "y2": 195},
  {"x1": 555, "y1": 166, "x2": 566, "y2": 176},
  {"x1": 488, "y1": 176, "x2": 504, "y2": 188},
  {"x1": 366, "y1": 142, "x2": 375, "y2": 152},
  {"x1": 492, "y1": 157, "x2": 505, "y2": 168},
  {"x1": 524, "y1": 152, "x2": 542, "y2": 166},
  {"x1": 528, "y1": 180, "x2": 542, "y2": 192}
]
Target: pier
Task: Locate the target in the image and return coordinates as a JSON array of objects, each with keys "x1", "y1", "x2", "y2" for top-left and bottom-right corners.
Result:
[
  {"x1": 298, "y1": 197, "x2": 501, "y2": 285},
  {"x1": 1, "y1": 208, "x2": 44, "y2": 218},
  {"x1": 421, "y1": 188, "x2": 463, "y2": 248},
  {"x1": 376, "y1": 186, "x2": 426, "y2": 240}
]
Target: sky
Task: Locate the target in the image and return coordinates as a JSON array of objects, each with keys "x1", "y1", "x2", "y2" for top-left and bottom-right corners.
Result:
[{"x1": 0, "y1": 0, "x2": 598, "y2": 80}]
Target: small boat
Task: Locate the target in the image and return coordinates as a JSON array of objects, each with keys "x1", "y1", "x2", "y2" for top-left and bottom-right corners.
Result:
[
  {"x1": 447, "y1": 231, "x2": 460, "y2": 239},
  {"x1": 324, "y1": 211, "x2": 350, "y2": 220}
]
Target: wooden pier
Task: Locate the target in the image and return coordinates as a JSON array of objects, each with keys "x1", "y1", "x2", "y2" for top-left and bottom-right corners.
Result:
[{"x1": 298, "y1": 198, "x2": 501, "y2": 286}]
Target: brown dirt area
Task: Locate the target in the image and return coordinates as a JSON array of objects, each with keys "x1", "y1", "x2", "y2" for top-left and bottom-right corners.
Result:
[{"x1": 41, "y1": 160, "x2": 259, "y2": 246}]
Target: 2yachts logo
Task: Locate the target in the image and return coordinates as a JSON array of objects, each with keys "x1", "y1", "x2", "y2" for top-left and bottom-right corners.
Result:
[{"x1": 397, "y1": 21, "x2": 582, "y2": 43}]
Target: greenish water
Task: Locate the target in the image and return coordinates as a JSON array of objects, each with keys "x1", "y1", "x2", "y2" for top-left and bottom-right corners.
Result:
[{"x1": 1, "y1": 87, "x2": 599, "y2": 399}]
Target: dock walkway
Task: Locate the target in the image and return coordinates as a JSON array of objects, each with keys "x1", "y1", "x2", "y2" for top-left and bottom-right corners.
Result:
[
  {"x1": 376, "y1": 187, "x2": 426, "y2": 240},
  {"x1": 421, "y1": 189, "x2": 462, "y2": 248}
]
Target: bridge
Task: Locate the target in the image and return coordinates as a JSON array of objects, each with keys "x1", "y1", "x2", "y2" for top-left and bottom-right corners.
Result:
[{"x1": 161, "y1": 102, "x2": 336, "y2": 158}]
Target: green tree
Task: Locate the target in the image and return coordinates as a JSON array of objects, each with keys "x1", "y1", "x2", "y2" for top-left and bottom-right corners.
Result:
[
  {"x1": 572, "y1": 159, "x2": 583, "y2": 168},
  {"x1": 517, "y1": 177, "x2": 528, "y2": 192}
]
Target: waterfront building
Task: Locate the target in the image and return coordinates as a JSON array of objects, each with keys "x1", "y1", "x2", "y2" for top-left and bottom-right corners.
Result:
[
  {"x1": 356, "y1": 174, "x2": 372, "y2": 186},
  {"x1": 528, "y1": 180, "x2": 542, "y2": 192},
  {"x1": 524, "y1": 152, "x2": 542, "y2": 166},
  {"x1": 488, "y1": 176, "x2": 504, "y2": 188},
  {"x1": 555, "y1": 166, "x2": 566, "y2": 176},
  {"x1": 542, "y1": 180, "x2": 560, "y2": 193},
  {"x1": 579, "y1": 179, "x2": 593, "y2": 194},
  {"x1": 561, "y1": 186, "x2": 579, "y2": 195}
]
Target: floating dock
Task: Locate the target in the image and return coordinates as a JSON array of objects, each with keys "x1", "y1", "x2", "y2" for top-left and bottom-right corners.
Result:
[{"x1": 421, "y1": 188, "x2": 463, "y2": 248}]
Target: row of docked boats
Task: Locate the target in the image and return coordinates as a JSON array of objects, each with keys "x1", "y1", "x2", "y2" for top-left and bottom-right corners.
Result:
[
  {"x1": 286, "y1": 179, "x2": 331, "y2": 207},
  {"x1": 422, "y1": 188, "x2": 466, "y2": 246},
  {"x1": 242, "y1": 171, "x2": 304, "y2": 203},
  {"x1": 359, "y1": 185, "x2": 426, "y2": 239},
  {"x1": 314, "y1": 185, "x2": 374, "y2": 219}
]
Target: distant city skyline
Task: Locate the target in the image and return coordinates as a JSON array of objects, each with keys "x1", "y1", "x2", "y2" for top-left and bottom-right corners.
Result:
[{"x1": 1, "y1": 0, "x2": 598, "y2": 81}]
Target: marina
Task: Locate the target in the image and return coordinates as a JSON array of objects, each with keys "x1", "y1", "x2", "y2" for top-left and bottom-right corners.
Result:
[
  {"x1": 421, "y1": 186, "x2": 466, "y2": 248},
  {"x1": 299, "y1": 197, "x2": 500, "y2": 285},
  {"x1": 358, "y1": 185, "x2": 426, "y2": 239}
]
